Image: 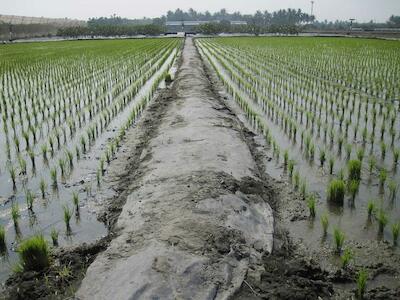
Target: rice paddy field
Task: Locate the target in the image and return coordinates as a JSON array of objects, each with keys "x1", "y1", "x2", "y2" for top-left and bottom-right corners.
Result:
[
  {"x1": 1, "y1": 35, "x2": 400, "y2": 298},
  {"x1": 0, "y1": 38, "x2": 182, "y2": 281},
  {"x1": 197, "y1": 36, "x2": 400, "y2": 255}
]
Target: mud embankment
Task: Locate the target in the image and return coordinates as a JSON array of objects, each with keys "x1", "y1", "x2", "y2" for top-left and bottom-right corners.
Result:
[{"x1": 75, "y1": 38, "x2": 274, "y2": 299}]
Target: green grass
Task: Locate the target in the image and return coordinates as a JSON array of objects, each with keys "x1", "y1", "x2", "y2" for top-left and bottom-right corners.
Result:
[
  {"x1": 327, "y1": 179, "x2": 346, "y2": 204},
  {"x1": 17, "y1": 235, "x2": 50, "y2": 271}
]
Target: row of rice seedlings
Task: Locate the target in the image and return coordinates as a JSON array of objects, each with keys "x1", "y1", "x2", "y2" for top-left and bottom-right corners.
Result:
[
  {"x1": 197, "y1": 40, "x2": 400, "y2": 261},
  {"x1": 1, "y1": 40, "x2": 181, "y2": 196},
  {"x1": 200, "y1": 39, "x2": 399, "y2": 181}
]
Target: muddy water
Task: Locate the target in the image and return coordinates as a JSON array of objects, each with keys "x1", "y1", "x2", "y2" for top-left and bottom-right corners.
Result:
[
  {"x1": 77, "y1": 38, "x2": 274, "y2": 300},
  {"x1": 0, "y1": 49, "x2": 178, "y2": 284}
]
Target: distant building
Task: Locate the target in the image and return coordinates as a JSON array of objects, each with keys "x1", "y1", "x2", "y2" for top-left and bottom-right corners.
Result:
[{"x1": 165, "y1": 20, "x2": 247, "y2": 33}]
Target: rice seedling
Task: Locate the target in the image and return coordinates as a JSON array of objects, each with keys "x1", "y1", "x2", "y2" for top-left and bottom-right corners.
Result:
[
  {"x1": 380, "y1": 142, "x2": 386, "y2": 160},
  {"x1": 393, "y1": 148, "x2": 399, "y2": 167},
  {"x1": 96, "y1": 169, "x2": 102, "y2": 186},
  {"x1": 367, "y1": 200, "x2": 376, "y2": 218},
  {"x1": 379, "y1": 168, "x2": 387, "y2": 188},
  {"x1": 340, "y1": 248, "x2": 353, "y2": 269},
  {"x1": 288, "y1": 160, "x2": 295, "y2": 178},
  {"x1": 28, "y1": 150, "x2": 35, "y2": 170},
  {"x1": 50, "y1": 168, "x2": 57, "y2": 187},
  {"x1": 17, "y1": 235, "x2": 50, "y2": 271},
  {"x1": 347, "y1": 159, "x2": 362, "y2": 182},
  {"x1": 283, "y1": 150, "x2": 289, "y2": 167},
  {"x1": 329, "y1": 157, "x2": 335, "y2": 174},
  {"x1": 321, "y1": 213, "x2": 329, "y2": 236},
  {"x1": 368, "y1": 155, "x2": 376, "y2": 174},
  {"x1": 9, "y1": 166, "x2": 16, "y2": 188},
  {"x1": 327, "y1": 179, "x2": 345, "y2": 204},
  {"x1": 66, "y1": 150, "x2": 74, "y2": 168},
  {"x1": 63, "y1": 205, "x2": 72, "y2": 231},
  {"x1": 58, "y1": 159, "x2": 66, "y2": 177},
  {"x1": 72, "y1": 192, "x2": 79, "y2": 213},
  {"x1": 356, "y1": 269, "x2": 368, "y2": 299},
  {"x1": 345, "y1": 144, "x2": 352, "y2": 160},
  {"x1": 100, "y1": 158, "x2": 105, "y2": 175},
  {"x1": 388, "y1": 180, "x2": 397, "y2": 202},
  {"x1": 307, "y1": 194, "x2": 316, "y2": 218},
  {"x1": 11, "y1": 203, "x2": 20, "y2": 227},
  {"x1": 41, "y1": 144, "x2": 48, "y2": 161},
  {"x1": 18, "y1": 157, "x2": 27, "y2": 175},
  {"x1": 293, "y1": 171, "x2": 300, "y2": 190},
  {"x1": 348, "y1": 180, "x2": 360, "y2": 203},
  {"x1": 357, "y1": 149, "x2": 365, "y2": 162},
  {"x1": 75, "y1": 145, "x2": 81, "y2": 160},
  {"x1": 39, "y1": 178, "x2": 47, "y2": 198},
  {"x1": 300, "y1": 181, "x2": 307, "y2": 199},
  {"x1": 377, "y1": 209, "x2": 388, "y2": 233},
  {"x1": 0, "y1": 225, "x2": 6, "y2": 251},
  {"x1": 50, "y1": 228, "x2": 59, "y2": 247},
  {"x1": 333, "y1": 227, "x2": 345, "y2": 254},
  {"x1": 25, "y1": 189, "x2": 35, "y2": 211},
  {"x1": 319, "y1": 149, "x2": 326, "y2": 167}
]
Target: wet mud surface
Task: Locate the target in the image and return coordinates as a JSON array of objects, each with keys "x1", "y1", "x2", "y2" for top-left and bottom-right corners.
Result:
[{"x1": 3, "y1": 37, "x2": 400, "y2": 299}]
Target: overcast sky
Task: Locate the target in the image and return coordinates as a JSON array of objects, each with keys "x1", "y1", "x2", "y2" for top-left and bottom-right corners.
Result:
[{"x1": 1, "y1": 0, "x2": 399, "y2": 22}]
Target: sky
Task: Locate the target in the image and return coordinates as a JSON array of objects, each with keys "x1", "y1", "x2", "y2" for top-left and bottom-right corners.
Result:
[{"x1": 1, "y1": 0, "x2": 399, "y2": 22}]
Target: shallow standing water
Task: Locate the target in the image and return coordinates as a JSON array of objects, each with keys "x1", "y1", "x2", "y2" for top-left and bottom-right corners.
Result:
[{"x1": 0, "y1": 39, "x2": 180, "y2": 283}]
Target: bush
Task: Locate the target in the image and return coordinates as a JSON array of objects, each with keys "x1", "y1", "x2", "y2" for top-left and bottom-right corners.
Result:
[
  {"x1": 327, "y1": 179, "x2": 346, "y2": 204},
  {"x1": 18, "y1": 235, "x2": 50, "y2": 271}
]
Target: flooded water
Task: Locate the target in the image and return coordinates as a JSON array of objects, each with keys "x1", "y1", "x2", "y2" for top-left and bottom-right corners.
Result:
[
  {"x1": 197, "y1": 38, "x2": 400, "y2": 255},
  {"x1": 0, "y1": 41, "x2": 179, "y2": 283}
]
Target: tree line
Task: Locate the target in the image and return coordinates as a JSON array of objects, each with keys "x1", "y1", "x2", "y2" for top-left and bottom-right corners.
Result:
[{"x1": 57, "y1": 9, "x2": 400, "y2": 38}]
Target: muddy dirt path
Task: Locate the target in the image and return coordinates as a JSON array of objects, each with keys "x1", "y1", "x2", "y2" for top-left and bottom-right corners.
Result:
[{"x1": 76, "y1": 38, "x2": 274, "y2": 299}]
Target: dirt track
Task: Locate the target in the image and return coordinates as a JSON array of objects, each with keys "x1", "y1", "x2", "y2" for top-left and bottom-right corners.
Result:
[{"x1": 76, "y1": 38, "x2": 274, "y2": 299}]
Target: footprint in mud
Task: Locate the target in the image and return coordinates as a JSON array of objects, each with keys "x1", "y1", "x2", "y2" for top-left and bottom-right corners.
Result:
[
  {"x1": 170, "y1": 115, "x2": 186, "y2": 127},
  {"x1": 217, "y1": 154, "x2": 228, "y2": 162}
]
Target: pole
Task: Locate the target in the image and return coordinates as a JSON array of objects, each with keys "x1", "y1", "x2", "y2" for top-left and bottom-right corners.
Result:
[{"x1": 311, "y1": 1, "x2": 314, "y2": 17}]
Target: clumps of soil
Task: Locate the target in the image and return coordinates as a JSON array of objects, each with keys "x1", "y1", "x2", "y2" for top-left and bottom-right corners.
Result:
[{"x1": 2, "y1": 237, "x2": 110, "y2": 300}]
